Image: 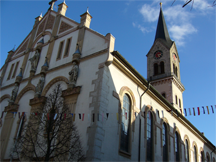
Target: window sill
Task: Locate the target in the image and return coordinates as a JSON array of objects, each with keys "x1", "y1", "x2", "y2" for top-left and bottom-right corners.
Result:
[{"x1": 119, "y1": 149, "x2": 131, "y2": 159}]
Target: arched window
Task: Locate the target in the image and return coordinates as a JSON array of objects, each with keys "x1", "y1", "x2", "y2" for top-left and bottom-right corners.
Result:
[
  {"x1": 201, "y1": 151, "x2": 204, "y2": 162},
  {"x1": 206, "y1": 154, "x2": 210, "y2": 162},
  {"x1": 175, "y1": 67, "x2": 178, "y2": 77},
  {"x1": 175, "y1": 132, "x2": 180, "y2": 161},
  {"x1": 154, "y1": 63, "x2": 158, "y2": 75},
  {"x1": 163, "y1": 123, "x2": 168, "y2": 161},
  {"x1": 175, "y1": 95, "x2": 178, "y2": 105},
  {"x1": 160, "y1": 62, "x2": 165, "y2": 74},
  {"x1": 162, "y1": 93, "x2": 166, "y2": 98},
  {"x1": 179, "y1": 99, "x2": 181, "y2": 108},
  {"x1": 185, "y1": 140, "x2": 189, "y2": 162},
  {"x1": 173, "y1": 64, "x2": 175, "y2": 75},
  {"x1": 146, "y1": 111, "x2": 153, "y2": 161},
  {"x1": 120, "y1": 94, "x2": 131, "y2": 153},
  {"x1": 194, "y1": 146, "x2": 197, "y2": 162}
]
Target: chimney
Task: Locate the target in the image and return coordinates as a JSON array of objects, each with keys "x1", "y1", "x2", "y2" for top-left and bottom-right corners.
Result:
[
  {"x1": 58, "y1": 1, "x2": 68, "y2": 16},
  {"x1": 80, "y1": 8, "x2": 92, "y2": 28}
]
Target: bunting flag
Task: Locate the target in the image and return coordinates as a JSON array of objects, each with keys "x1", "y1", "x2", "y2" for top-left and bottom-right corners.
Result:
[
  {"x1": 125, "y1": 112, "x2": 127, "y2": 120},
  {"x1": 79, "y1": 113, "x2": 81, "y2": 119},
  {"x1": 116, "y1": 113, "x2": 119, "y2": 121},
  {"x1": 106, "y1": 113, "x2": 109, "y2": 119},
  {"x1": 70, "y1": 113, "x2": 73, "y2": 117},
  {"x1": 197, "y1": 107, "x2": 200, "y2": 115},
  {"x1": 1, "y1": 111, "x2": 4, "y2": 118},
  {"x1": 202, "y1": 106, "x2": 205, "y2": 114},
  {"x1": 189, "y1": 108, "x2": 191, "y2": 115},
  {"x1": 211, "y1": 105, "x2": 214, "y2": 113},
  {"x1": 93, "y1": 113, "x2": 95, "y2": 122},
  {"x1": 47, "y1": 113, "x2": 49, "y2": 120},
  {"x1": 184, "y1": 108, "x2": 187, "y2": 116},
  {"x1": 82, "y1": 113, "x2": 84, "y2": 121},
  {"x1": 35, "y1": 112, "x2": 38, "y2": 116},
  {"x1": 180, "y1": 109, "x2": 182, "y2": 114},
  {"x1": 206, "y1": 106, "x2": 210, "y2": 114},
  {"x1": 193, "y1": 108, "x2": 196, "y2": 116},
  {"x1": 13, "y1": 112, "x2": 17, "y2": 118}
]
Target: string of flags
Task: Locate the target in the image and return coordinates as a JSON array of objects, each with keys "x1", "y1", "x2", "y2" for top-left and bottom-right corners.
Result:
[
  {"x1": 181, "y1": 105, "x2": 215, "y2": 116},
  {"x1": 0, "y1": 111, "x2": 140, "y2": 123}
]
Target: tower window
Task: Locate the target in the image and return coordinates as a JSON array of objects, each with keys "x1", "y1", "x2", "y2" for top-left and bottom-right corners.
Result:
[
  {"x1": 160, "y1": 61, "x2": 165, "y2": 74},
  {"x1": 179, "y1": 99, "x2": 181, "y2": 108},
  {"x1": 175, "y1": 95, "x2": 178, "y2": 105},
  {"x1": 154, "y1": 63, "x2": 158, "y2": 75},
  {"x1": 175, "y1": 67, "x2": 178, "y2": 77},
  {"x1": 162, "y1": 93, "x2": 166, "y2": 98}
]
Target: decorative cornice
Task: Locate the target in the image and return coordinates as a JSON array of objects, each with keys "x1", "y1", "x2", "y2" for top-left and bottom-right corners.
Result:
[
  {"x1": 5, "y1": 104, "x2": 19, "y2": 112},
  {"x1": 0, "y1": 94, "x2": 10, "y2": 103},
  {"x1": 29, "y1": 96, "x2": 47, "y2": 106},
  {"x1": 62, "y1": 86, "x2": 81, "y2": 97}
]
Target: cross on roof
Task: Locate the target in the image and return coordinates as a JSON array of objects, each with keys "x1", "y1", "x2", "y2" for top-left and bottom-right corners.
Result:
[{"x1": 48, "y1": 0, "x2": 57, "y2": 11}]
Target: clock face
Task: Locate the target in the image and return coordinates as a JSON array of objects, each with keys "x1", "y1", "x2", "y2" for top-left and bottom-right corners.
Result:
[
  {"x1": 173, "y1": 53, "x2": 177, "y2": 61},
  {"x1": 154, "y1": 50, "x2": 163, "y2": 59}
]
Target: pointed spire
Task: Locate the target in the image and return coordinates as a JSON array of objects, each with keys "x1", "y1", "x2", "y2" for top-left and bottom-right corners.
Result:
[
  {"x1": 42, "y1": 57, "x2": 49, "y2": 67},
  {"x1": 63, "y1": 0, "x2": 66, "y2": 4},
  {"x1": 154, "y1": 3, "x2": 173, "y2": 48},
  {"x1": 74, "y1": 44, "x2": 81, "y2": 55}
]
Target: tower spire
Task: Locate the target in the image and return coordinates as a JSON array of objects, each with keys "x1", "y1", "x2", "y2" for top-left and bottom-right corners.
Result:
[{"x1": 154, "y1": 3, "x2": 173, "y2": 48}]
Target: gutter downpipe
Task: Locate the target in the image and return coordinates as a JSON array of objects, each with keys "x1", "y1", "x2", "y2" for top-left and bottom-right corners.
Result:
[
  {"x1": 138, "y1": 82, "x2": 151, "y2": 162},
  {"x1": 210, "y1": 146, "x2": 216, "y2": 162}
]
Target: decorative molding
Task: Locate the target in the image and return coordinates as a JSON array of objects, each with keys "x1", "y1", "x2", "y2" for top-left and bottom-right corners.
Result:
[
  {"x1": 0, "y1": 94, "x2": 10, "y2": 103},
  {"x1": 45, "y1": 14, "x2": 55, "y2": 30},
  {"x1": 62, "y1": 86, "x2": 81, "y2": 97},
  {"x1": 14, "y1": 84, "x2": 35, "y2": 104},
  {"x1": 112, "y1": 91, "x2": 119, "y2": 100},
  {"x1": 59, "y1": 21, "x2": 73, "y2": 34},
  {"x1": 5, "y1": 104, "x2": 19, "y2": 112},
  {"x1": 29, "y1": 96, "x2": 47, "y2": 106},
  {"x1": 36, "y1": 17, "x2": 47, "y2": 37},
  {"x1": 41, "y1": 76, "x2": 69, "y2": 96}
]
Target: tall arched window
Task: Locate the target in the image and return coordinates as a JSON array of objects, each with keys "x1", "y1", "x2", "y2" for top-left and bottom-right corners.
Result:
[
  {"x1": 175, "y1": 132, "x2": 180, "y2": 161},
  {"x1": 185, "y1": 140, "x2": 189, "y2": 162},
  {"x1": 201, "y1": 151, "x2": 204, "y2": 162},
  {"x1": 194, "y1": 146, "x2": 197, "y2": 162},
  {"x1": 206, "y1": 154, "x2": 210, "y2": 162},
  {"x1": 160, "y1": 62, "x2": 165, "y2": 74},
  {"x1": 120, "y1": 94, "x2": 131, "y2": 153},
  {"x1": 146, "y1": 111, "x2": 153, "y2": 161},
  {"x1": 163, "y1": 123, "x2": 168, "y2": 161},
  {"x1": 154, "y1": 63, "x2": 158, "y2": 75},
  {"x1": 175, "y1": 67, "x2": 178, "y2": 77},
  {"x1": 173, "y1": 64, "x2": 175, "y2": 75}
]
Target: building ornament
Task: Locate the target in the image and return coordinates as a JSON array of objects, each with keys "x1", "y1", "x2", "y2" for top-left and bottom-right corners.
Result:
[
  {"x1": 68, "y1": 62, "x2": 79, "y2": 88},
  {"x1": 29, "y1": 49, "x2": 40, "y2": 72},
  {"x1": 8, "y1": 83, "x2": 19, "y2": 105},
  {"x1": 35, "y1": 73, "x2": 45, "y2": 97}
]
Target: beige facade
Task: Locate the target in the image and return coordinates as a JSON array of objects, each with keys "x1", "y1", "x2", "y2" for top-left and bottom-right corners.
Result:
[{"x1": 0, "y1": 2, "x2": 215, "y2": 162}]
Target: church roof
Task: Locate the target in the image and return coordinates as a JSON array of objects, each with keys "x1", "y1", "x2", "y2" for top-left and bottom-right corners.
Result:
[{"x1": 154, "y1": 4, "x2": 173, "y2": 48}]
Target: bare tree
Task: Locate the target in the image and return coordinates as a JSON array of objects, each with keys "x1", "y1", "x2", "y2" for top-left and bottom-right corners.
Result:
[
  {"x1": 13, "y1": 84, "x2": 85, "y2": 161},
  {"x1": 172, "y1": 0, "x2": 216, "y2": 8}
]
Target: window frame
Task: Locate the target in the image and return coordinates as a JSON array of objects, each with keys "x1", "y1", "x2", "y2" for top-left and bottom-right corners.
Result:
[
  {"x1": 194, "y1": 145, "x2": 197, "y2": 162},
  {"x1": 7, "y1": 63, "x2": 15, "y2": 80},
  {"x1": 185, "y1": 139, "x2": 189, "y2": 162},
  {"x1": 12, "y1": 61, "x2": 19, "y2": 78},
  {"x1": 56, "y1": 40, "x2": 65, "y2": 60},
  {"x1": 63, "y1": 37, "x2": 72, "y2": 58},
  {"x1": 175, "y1": 131, "x2": 180, "y2": 162},
  {"x1": 162, "y1": 123, "x2": 168, "y2": 162}
]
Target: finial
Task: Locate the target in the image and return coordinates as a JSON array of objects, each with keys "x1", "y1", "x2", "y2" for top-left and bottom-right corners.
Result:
[
  {"x1": 63, "y1": 0, "x2": 66, "y2": 4},
  {"x1": 160, "y1": 2, "x2": 162, "y2": 7},
  {"x1": 40, "y1": 12, "x2": 43, "y2": 17},
  {"x1": 12, "y1": 45, "x2": 16, "y2": 52},
  {"x1": 86, "y1": 7, "x2": 89, "y2": 13}
]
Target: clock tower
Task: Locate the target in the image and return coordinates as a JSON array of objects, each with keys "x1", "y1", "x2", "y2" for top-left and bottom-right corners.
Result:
[{"x1": 146, "y1": 3, "x2": 185, "y2": 113}]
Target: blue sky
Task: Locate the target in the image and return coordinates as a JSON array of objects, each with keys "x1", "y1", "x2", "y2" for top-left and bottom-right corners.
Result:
[{"x1": 1, "y1": 0, "x2": 215, "y2": 145}]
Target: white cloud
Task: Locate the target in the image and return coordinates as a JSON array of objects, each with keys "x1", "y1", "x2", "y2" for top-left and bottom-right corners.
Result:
[
  {"x1": 139, "y1": 4, "x2": 158, "y2": 22},
  {"x1": 137, "y1": 2, "x2": 200, "y2": 46},
  {"x1": 132, "y1": 22, "x2": 151, "y2": 34},
  {"x1": 169, "y1": 24, "x2": 197, "y2": 46}
]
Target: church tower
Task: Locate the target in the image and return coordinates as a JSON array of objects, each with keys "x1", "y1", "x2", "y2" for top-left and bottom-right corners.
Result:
[{"x1": 147, "y1": 3, "x2": 185, "y2": 113}]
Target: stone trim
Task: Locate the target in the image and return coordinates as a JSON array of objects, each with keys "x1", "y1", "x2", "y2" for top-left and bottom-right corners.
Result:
[
  {"x1": 0, "y1": 94, "x2": 10, "y2": 103},
  {"x1": 31, "y1": 31, "x2": 52, "y2": 49},
  {"x1": 192, "y1": 141, "x2": 198, "y2": 162},
  {"x1": 29, "y1": 96, "x2": 47, "y2": 106},
  {"x1": 184, "y1": 134, "x2": 191, "y2": 162},
  {"x1": 14, "y1": 84, "x2": 35, "y2": 104},
  {"x1": 41, "y1": 76, "x2": 69, "y2": 96},
  {"x1": 4, "y1": 104, "x2": 19, "y2": 112},
  {"x1": 62, "y1": 86, "x2": 81, "y2": 97},
  {"x1": 112, "y1": 91, "x2": 119, "y2": 100}
]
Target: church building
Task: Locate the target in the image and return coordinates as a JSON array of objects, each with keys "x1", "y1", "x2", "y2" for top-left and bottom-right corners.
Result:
[{"x1": 0, "y1": 1, "x2": 215, "y2": 161}]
